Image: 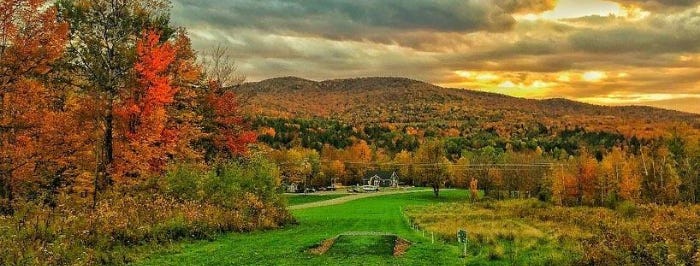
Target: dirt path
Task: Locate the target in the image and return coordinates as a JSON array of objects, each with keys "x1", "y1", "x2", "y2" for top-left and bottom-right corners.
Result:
[{"x1": 288, "y1": 189, "x2": 432, "y2": 210}]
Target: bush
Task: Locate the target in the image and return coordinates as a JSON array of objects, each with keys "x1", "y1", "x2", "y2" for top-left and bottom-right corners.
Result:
[
  {"x1": 603, "y1": 193, "x2": 620, "y2": 209},
  {"x1": 165, "y1": 164, "x2": 203, "y2": 200},
  {"x1": 488, "y1": 245, "x2": 505, "y2": 260},
  {"x1": 616, "y1": 201, "x2": 638, "y2": 218},
  {"x1": 0, "y1": 157, "x2": 293, "y2": 265}
]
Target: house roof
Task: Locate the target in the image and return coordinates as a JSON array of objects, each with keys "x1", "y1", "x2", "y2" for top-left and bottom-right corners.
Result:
[{"x1": 362, "y1": 170, "x2": 398, "y2": 180}]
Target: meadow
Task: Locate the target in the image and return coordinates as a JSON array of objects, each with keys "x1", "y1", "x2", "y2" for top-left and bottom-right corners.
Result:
[
  {"x1": 138, "y1": 190, "x2": 700, "y2": 265},
  {"x1": 137, "y1": 190, "x2": 468, "y2": 265},
  {"x1": 406, "y1": 199, "x2": 700, "y2": 265}
]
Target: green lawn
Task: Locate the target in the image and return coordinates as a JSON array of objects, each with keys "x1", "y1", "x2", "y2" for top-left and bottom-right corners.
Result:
[
  {"x1": 326, "y1": 235, "x2": 396, "y2": 257},
  {"x1": 137, "y1": 190, "x2": 470, "y2": 265},
  {"x1": 284, "y1": 193, "x2": 348, "y2": 206}
]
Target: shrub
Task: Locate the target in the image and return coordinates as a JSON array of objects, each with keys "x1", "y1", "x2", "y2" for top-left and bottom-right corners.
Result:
[
  {"x1": 616, "y1": 201, "x2": 638, "y2": 218},
  {"x1": 488, "y1": 245, "x2": 505, "y2": 260},
  {"x1": 165, "y1": 164, "x2": 203, "y2": 200},
  {"x1": 0, "y1": 157, "x2": 293, "y2": 265}
]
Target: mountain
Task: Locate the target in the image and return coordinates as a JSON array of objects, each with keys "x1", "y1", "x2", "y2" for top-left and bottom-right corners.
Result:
[
  {"x1": 633, "y1": 98, "x2": 700, "y2": 115},
  {"x1": 233, "y1": 77, "x2": 700, "y2": 138}
]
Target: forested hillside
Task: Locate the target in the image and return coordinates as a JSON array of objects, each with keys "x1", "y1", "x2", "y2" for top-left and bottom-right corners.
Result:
[
  {"x1": 234, "y1": 77, "x2": 700, "y2": 157},
  {"x1": 230, "y1": 76, "x2": 700, "y2": 210},
  {"x1": 235, "y1": 77, "x2": 700, "y2": 138}
]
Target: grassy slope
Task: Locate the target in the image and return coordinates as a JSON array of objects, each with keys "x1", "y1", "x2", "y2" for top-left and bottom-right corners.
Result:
[
  {"x1": 284, "y1": 194, "x2": 348, "y2": 206},
  {"x1": 137, "y1": 190, "x2": 469, "y2": 265}
]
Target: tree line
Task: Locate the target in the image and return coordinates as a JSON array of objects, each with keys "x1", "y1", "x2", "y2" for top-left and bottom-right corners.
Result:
[
  {"x1": 0, "y1": 0, "x2": 259, "y2": 214},
  {"x1": 268, "y1": 131, "x2": 699, "y2": 205},
  {"x1": 0, "y1": 1, "x2": 289, "y2": 264}
]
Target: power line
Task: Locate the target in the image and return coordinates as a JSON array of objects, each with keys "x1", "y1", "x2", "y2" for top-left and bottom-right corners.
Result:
[{"x1": 278, "y1": 160, "x2": 561, "y2": 168}]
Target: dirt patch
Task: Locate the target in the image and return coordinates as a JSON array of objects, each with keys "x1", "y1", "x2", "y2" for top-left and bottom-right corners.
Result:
[
  {"x1": 393, "y1": 237, "x2": 411, "y2": 257},
  {"x1": 307, "y1": 234, "x2": 411, "y2": 257},
  {"x1": 307, "y1": 237, "x2": 337, "y2": 255}
]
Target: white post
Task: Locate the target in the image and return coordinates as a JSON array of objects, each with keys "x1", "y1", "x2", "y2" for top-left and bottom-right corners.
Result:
[{"x1": 431, "y1": 232, "x2": 434, "y2": 244}]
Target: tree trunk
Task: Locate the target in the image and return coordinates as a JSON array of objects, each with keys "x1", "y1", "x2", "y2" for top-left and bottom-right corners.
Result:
[
  {"x1": 104, "y1": 111, "x2": 114, "y2": 183},
  {"x1": 94, "y1": 110, "x2": 114, "y2": 209},
  {"x1": 432, "y1": 183, "x2": 440, "y2": 197},
  {"x1": 1, "y1": 169, "x2": 13, "y2": 215}
]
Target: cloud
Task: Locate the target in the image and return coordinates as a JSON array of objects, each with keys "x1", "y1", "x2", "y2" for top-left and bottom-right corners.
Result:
[
  {"x1": 172, "y1": 0, "x2": 561, "y2": 43},
  {"x1": 568, "y1": 9, "x2": 700, "y2": 54},
  {"x1": 170, "y1": 1, "x2": 700, "y2": 113},
  {"x1": 607, "y1": 0, "x2": 700, "y2": 11},
  {"x1": 496, "y1": 0, "x2": 559, "y2": 14}
]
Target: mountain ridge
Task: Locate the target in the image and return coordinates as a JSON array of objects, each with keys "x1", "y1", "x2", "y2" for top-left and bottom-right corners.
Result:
[
  {"x1": 233, "y1": 76, "x2": 700, "y2": 138},
  {"x1": 246, "y1": 76, "x2": 696, "y2": 114}
]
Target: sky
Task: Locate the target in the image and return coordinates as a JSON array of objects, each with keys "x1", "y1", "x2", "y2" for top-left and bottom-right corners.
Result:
[{"x1": 170, "y1": 0, "x2": 700, "y2": 113}]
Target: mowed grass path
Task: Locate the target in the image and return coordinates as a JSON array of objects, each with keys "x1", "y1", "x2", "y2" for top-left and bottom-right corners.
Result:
[
  {"x1": 137, "y1": 190, "x2": 469, "y2": 265},
  {"x1": 284, "y1": 193, "x2": 348, "y2": 206}
]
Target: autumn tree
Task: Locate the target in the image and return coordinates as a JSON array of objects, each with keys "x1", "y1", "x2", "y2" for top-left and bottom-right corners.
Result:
[
  {"x1": 641, "y1": 144, "x2": 681, "y2": 204},
  {"x1": 323, "y1": 160, "x2": 346, "y2": 185},
  {"x1": 415, "y1": 139, "x2": 449, "y2": 197},
  {"x1": 270, "y1": 149, "x2": 303, "y2": 187},
  {"x1": 550, "y1": 165, "x2": 565, "y2": 205},
  {"x1": 453, "y1": 157, "x2": 470, "y2": 188},
  {"x1": 269, "y1": 147, "x2": 321, "y2": 191},
  {"x1": 345, "y1": 140, "x2": 372, "y2": 184},
  {"x1": 489, "y1": 167, "x2": 504, "y2": 199},
  {"x1": 667, "y1": 130, "x2": 700, "y2": 203},
  {"x1": 619, "y1": 155, "x2": 642, "y2": 202},
  {"x1": 113, "y1": 30, "x2": 178, "y2": 181},
  {"x1": 0, "y1": 0, "x2": 69, "y2": 213},
  {"x1": 576, "y1": 149, "x2": 598, "y2": 205},
  {"x1": 197, "y1": 45, "x2": 255, "y2": 163},
  {"x1": 306, "y1": 151, "x2": 322, "y2": 189},
  {"x1": 393, "y1": 150, "x2": 414, "y2": 185},
  {"x1": 165, "y1": 30, "x2": 206, "y2": 164},
  {"x1": 599, "y1": 147, "x2": 624, "y2": 206},
  {"x1": 463, "y1": 147, "x2": 503, "y2": 196},
  {"x1": 198, "y1": 83, "x2": 257, "y2": 163},
  {"x1": 372, "y1": 148, "x2": 392, "y2": 171},
  {"x1": 57, "y1": 0, "x2": 174, "y2": 204}
]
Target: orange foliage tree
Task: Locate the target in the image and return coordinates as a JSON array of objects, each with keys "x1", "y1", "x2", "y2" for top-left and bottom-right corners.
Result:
[
  {"x1": 345, "y1": 140, "x2": 372, "y2": 183},
  {"x1": 576, "y1": 149, "x2": 599, "y2": 205},
  {"x1": 0, "y1": 0, "x2": 69, "y2": 213},
  {"x1": 114, "y1": 30, "x2": 178, "y2": 181}
]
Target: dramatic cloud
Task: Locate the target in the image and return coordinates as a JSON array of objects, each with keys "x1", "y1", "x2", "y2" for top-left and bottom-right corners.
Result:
[
  {"x1": 171, "y1": 0, "x2": 700, "y2": 113},
  {"x1": 496, "y1": 0, "x2": 559, "y2": 13},
  {"x1": 608, "y1": 0, "x2": 700, "y2": 11},
  {"x1": 174, "y1": 0, "x2": 537, "y2": 39},
  {"x1": 569, "y1": 9, "x2": 700, "y2": 54}
]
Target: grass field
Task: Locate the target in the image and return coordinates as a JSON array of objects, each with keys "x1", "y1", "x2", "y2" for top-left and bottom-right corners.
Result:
[
  {"x1": 405, "y1": 200, "x2": 581, "y2": 265},
  {"x1": 405, "y1": 199, "x2": 700, "y2": 265},
  {"x1": 284, "y1": 193, "x2": 349, "y2": 206},
  {"x1": 138, "y1": 190, "x2": 700, "y2": 265},
  {"x1": 137, "y1": 190, "x2": 470, "y2": 265}
]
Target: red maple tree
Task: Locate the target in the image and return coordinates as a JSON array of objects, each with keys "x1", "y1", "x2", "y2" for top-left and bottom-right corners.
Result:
[
  {"x1": 205, "y1": 84, "x2": 257, "y2": 158},
  {"x1": 114, "y1": 30, "x2": 178, "y2": 180}
]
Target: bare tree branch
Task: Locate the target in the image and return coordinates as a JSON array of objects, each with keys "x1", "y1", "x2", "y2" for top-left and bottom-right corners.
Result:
[{"x1": 200, "y1": 44, "x2": 245, "y2": 88}]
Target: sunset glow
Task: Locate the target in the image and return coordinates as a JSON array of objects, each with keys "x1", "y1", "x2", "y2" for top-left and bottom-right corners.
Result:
[
  {"x1": 171, "y1": 0, "x2": 700, "y2": 113},
  {"x1": 582, "y1": 71, "x2": 607, "y2": 82}
]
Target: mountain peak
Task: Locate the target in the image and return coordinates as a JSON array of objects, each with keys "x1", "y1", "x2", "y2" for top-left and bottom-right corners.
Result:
[{"x1": 257, "y1": 76, "x2": 317, "y2": 84}]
